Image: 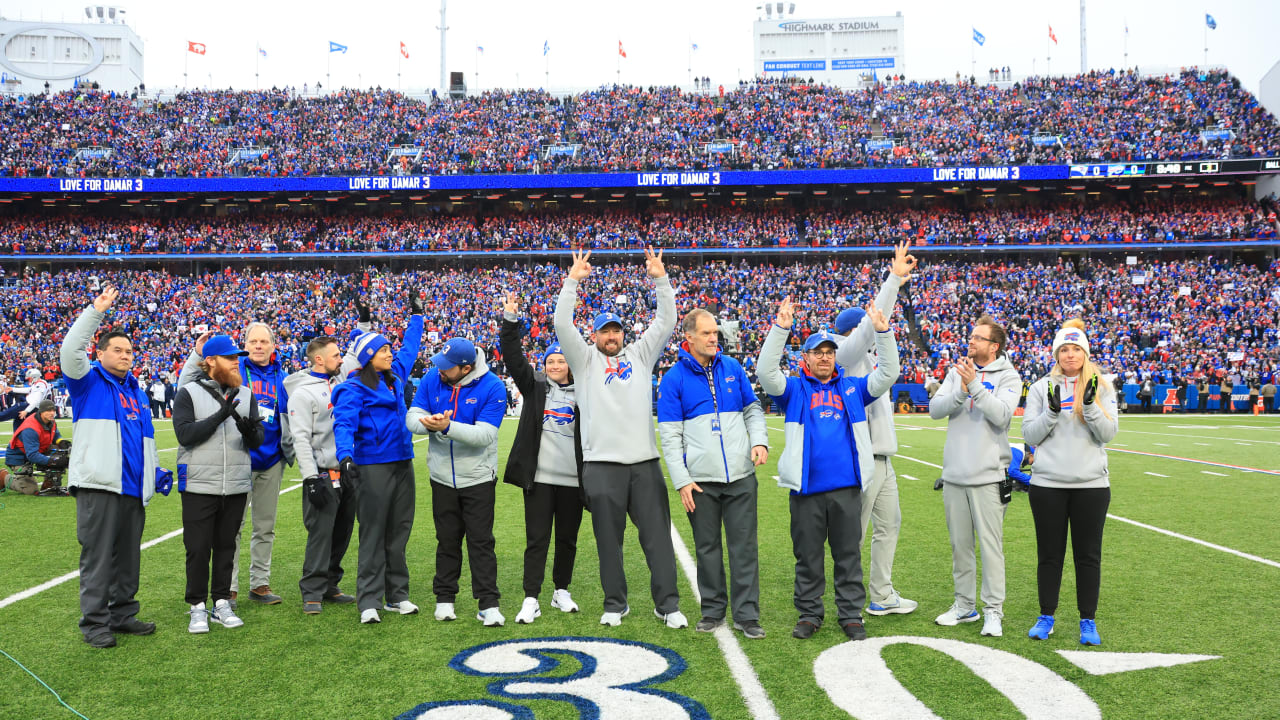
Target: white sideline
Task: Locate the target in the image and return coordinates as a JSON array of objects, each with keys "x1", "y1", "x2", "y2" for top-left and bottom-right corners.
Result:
[{"x1": 668, "y1": 524, "x2": 779, "y2": 720}]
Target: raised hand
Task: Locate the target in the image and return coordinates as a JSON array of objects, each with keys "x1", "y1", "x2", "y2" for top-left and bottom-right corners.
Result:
[
  {"x1": 1047, "y1": 383, "x2": 1062, "y2": 413},
  {"x1": 891, "y1": 241, "x2": 918, "y2": 279},
  {"x1": 409, "y1": 286, "x2": 425, "y2": 315},
  {"x1": 643, "y1": 246, "x2": 666, "y2": 279},
  {"x1": 353, "y1": 294, "x2": 372, "y2": 323},
  {"x1": 93, "y1": 286, "x2": 119, "y2": 313},
  {"x1": 1082, "y1": 375, "x2": 1099, "y2": 405},
  {"x1": 503, "y1": 290, "x2": 519, "y2": 315},
  {"x1": 569, "y1": 248, "x2": 593, "y2": 281},
  {"x1": 193, "y1": 331, "x2": 211, "y2": 359},
  {"x1": 775, "y1": 296, "x2": 795, "y2": 329},
  {"x1": 866, "y1": 303, "x2": 890, "y2": 332}
]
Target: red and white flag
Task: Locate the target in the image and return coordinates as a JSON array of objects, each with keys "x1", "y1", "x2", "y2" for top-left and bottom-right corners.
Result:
[
  {"x1": 1048, "y1": 25, "x2": 1058, "y2": 45},
  {"x1": 188, "y1": 41, "x2": 206, "y2": 55},
  {"x1": 400, "y1": 41, "x2": 409, "y2": 59},
  {"x1": 618, "y1": 41, "x2": 627, "y2": 59}
]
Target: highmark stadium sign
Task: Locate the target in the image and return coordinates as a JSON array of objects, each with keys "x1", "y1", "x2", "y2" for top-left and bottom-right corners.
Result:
[{"x1": 776, "y1": 20, "x2": 883, "y2": 32}]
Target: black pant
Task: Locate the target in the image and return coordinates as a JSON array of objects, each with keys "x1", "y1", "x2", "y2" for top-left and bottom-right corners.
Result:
[
  {"x1": 523, "y1": 482, "x2": 584, "y2": 597},
  {"x1": 355, "y1": 460, "x2": 415, "y2": 611},
  {"x1": 150, "y1": 399, "x2": 165, "y2": 420},
  {"x1": 299, "y1": 473, "x2": 357, "y2": 601},
  {"x1": 1139, "y1": 396, "x2": 1151, "y2": 413},
  {"x1": 74, "y1": 489, "x2": 145, "y2": 638},
  {"x1": 1029, "y1": 485, "x2": 1110, "y2": 620},
  {"x1": 581, "y1": 460, "x2": 679, "y2": 614},
  {"x1": 182, "y1": 492, "x2": 249, "y2": 606},
  {"x1": 1266, "y1": 397, "x2": 1275, "y2": 413},
  {"x1": 790, "y1": 485, "x2": 864, "y2": 625},
  {"x1": 432, "y1": 480, "x2": 500, "y2": 608}
]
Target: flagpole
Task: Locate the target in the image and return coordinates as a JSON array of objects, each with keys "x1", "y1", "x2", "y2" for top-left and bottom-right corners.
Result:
[
  {"x1": 327, "y1": 50, "x2": 331, "y2": 92},
  {"x1": 1123, "y1": 23, "x2": 1128, "y2": 68},
  {"x1": 687, "y1": 36, "x2": 692, "y2": 91},
  {"x1": 474, "y1": 47, "x2": 479, "y2": 93},
  {"x1": 184, "y1": 50, "x2": 188, "y2": 89},
  {"x1": 970, "y1": 28, "x2": 975, "y2": 81},
  {"x1": 255, "y1": 44, "x2": 259, "y2": 89},
  {"x1": 1203, "y1": 25, "x2": 1208, "y2": 68}
]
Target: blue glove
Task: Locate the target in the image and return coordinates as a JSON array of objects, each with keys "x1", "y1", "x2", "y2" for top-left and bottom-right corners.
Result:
[{"x1": 156, "y1": 468, "x2": 174, "y2": 496}]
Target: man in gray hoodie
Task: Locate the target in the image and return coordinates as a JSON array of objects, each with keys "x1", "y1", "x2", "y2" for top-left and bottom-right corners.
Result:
[
  {"x1": 553, "y1": 247, "x2": 683, "y2": 629},
  {"x1": 929, "y1": 315, "x2": 1021, "y2": 638},
  {"x1": 286, "y1": 336, "x2": 358, "y2": 615}
]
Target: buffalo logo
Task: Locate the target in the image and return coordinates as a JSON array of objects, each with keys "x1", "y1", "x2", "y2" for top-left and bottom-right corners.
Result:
[
  {"x1": 1062, "y1": 330, "x2": 1083, "y2": 342},
  {"x1": 465, "y1": 397, "x2": 478, "y2": 405},
  {"x1": 982, "y1": 381, "x2": 995, "y2": 392},
  {"x1": 604, "y1": 360, "x2": 633, "y2": 385},
  {"x1": 543, "y1": 406, "x2": 575, "y2": 426}
]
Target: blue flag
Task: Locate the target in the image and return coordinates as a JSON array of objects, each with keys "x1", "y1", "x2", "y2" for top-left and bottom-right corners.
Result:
[
  {"x1": 543, "y1": 40, "x2": 549, "y2": 56},
  {"x1": 1205, "y1": 13, "x2": 1216, "y2": 30},
  {"x1": 329, "y1": 41, "x2": 348, "y2": 54},
  {"x1": 973, "y1": 28, "x2": 986, "y2": 46}
]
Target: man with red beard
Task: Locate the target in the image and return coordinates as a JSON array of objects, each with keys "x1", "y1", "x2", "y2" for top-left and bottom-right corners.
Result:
[{"x1": 173, "y1": 335, "x2": 264, "y2": 634}]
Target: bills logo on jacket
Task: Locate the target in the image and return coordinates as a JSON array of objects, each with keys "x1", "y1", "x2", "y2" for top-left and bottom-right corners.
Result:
[
  {"x1": 604, "y1": 360, "x2": 633, "y2": 384},
  {"x1": 543, "y1": 406, "x2": 574, "y2": 426}
]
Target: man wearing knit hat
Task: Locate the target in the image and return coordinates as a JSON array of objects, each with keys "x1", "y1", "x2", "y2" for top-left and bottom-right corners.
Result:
[{"x1": 554, "y1": 247, "x2": 683, "y2": 628}]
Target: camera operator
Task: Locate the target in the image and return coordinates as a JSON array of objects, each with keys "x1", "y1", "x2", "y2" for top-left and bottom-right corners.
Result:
[{"x1": 4, "y1": 399, "x2": 65, "y2": 493}]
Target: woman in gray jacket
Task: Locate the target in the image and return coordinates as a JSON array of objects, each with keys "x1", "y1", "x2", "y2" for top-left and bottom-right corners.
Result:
[{"x1": 1021, "y1": 319, "x2": 1118, "y2": 646}]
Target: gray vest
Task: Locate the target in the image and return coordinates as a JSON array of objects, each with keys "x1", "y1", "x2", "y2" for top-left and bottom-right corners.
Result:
[{"x1": 177, "y1": 379, "x2": 253, "y2": 496}]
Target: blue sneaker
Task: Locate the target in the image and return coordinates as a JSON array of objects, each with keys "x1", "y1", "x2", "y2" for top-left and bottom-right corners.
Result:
[
  {"x1": 1079, "y1": 619, "x2": 1101, "y2": 646},
  {"x1": 1028, "y1": 615, "x2": 1055, "y2": 640}
]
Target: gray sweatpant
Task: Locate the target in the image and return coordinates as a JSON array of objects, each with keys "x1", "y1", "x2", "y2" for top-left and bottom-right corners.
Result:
[
  {"x1": 74, "y1": 489, "x2": 145, "y2": 639},
  {"x1": 298, "y1": 474, "x2": 356, "y2": 602},
  {"x1": 942, "y1": 481, "x2": 1007, "y2": 615},
  {"x1": 231, "y1": 460, "x2": 284, "y2": 593},
  {"x1": 860, "y1": 456, "x2": 903, "y2": 604},
  {"x1": 790, "y1": 485, "x2": 864, "y2": 626},
  {"x1": 686, "y1": 474, "x2": 759, "y2": 624},
  {"x1": 581, "y1": 460, "x2": 679, "y2": 615},
  {"x1": 355, "y1": 460, "x2": 416, "y2": 612}
]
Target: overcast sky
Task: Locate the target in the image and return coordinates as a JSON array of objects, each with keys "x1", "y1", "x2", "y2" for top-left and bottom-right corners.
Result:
[{"x1": 6, "y1": 0, "x2": 1278, "y2": 97}]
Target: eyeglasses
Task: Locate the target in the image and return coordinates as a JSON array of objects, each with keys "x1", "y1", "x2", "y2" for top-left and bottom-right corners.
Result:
[
  {"x1": 968, "y1": 335, "x2": 994, "y2": 344},
  {"x1": 806, "y1": 349, "x2": 836, "y2": 358}
]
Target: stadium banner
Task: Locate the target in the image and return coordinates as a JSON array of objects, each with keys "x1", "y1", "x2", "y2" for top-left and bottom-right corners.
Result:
[
  {"x1": 763, "y1": 60, "x2": 827, "y2": 72},
  {"x1": 831, "y1": 57, "x2": 895, "y2": 70},
  {"x1": 1122, "y1": 383, "x2": 1252, "y2": 411}
]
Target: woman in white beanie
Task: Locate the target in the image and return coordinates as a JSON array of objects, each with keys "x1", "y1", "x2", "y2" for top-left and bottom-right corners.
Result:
[{"x1": 1021, "y1": 319, "x2": 1119, "y2": 646}]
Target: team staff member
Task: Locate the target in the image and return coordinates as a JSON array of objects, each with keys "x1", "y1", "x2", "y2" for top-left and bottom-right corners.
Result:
[
  {"x1": 659, "y1": 309, "x2": 769, "y2": 639},
  {"x1": 553, "y1": 248, "x2": 685, "y2": 629},
  {"x1": 332, "y1": 293, "x2": 425, "y2": 625},
  {"x1": 286, "y1": 336, "x2": 358, "y2": 615},
  {"x1": 500, "y1": 292, "x2": 586, "y2": 625},
  {"x1": 61, "y1": 287, "x2": 167, "y2": 649},
  {"x1": 759, "y1": 298, "x2": 900, "y2": 642},
  {"x1": 173, "y1": 335, "x2": 264, "y2": 634},
  {"x1": 833, "y1": 242, "x2": 920, "y2": 617},
  {"x1": 408, "y1": 337, "x2": 508, "y2": 626},
  {"x1": 929, "y1": 316, "x2": 1022, "y2": 638},
  {"x1": 1022, "y1": 319, "x2": 1119, "y2": 646}
]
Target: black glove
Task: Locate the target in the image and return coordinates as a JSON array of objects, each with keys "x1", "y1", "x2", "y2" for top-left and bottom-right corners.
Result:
[
  {"x1": 409, "y1": 287, "x2": 424, "y2": 315},
  {"x1": 354, "y1": 295, "x2": 371, "y2": 323},
  {"x1": 213, "y1": 389, "x2": 240, "y2": 420},
  {"x1": 234, "y1": 414, "x2": 262, "y2": 438},
  {"x1": 1047, "y1": 383, "x2": 1061, "y2": 414},
  {"x1": 339, "y1": 457, "x2": 361, "y2": 490},
  {"x1": 933, "y1": 477, "x2": 944, "y2": 491},
  {"x1": 1082, "y1": 375, "x2": 1098, "y2": 405},
  {"x1": 303, "y1": 474, "x2": 332, "y2": 509}
]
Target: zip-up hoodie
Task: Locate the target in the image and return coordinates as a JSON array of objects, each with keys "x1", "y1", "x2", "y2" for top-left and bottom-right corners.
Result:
[
  {"x1": 928, "y1": 356, "x2": 1022, "y2": 486},
  {"x1": 285, "y1": 370, "x2": 341, "y2": 480},
  {"x1": 835, "y1": 272, "x2": 905, "y2": 457},
  {"x1": 553, "y1": 274, "x2": 676, "y2": 464},
  {"x1": 178, "y1": 351, "x2": 294, "y2": 471},
  {"x1": 331, "y1": 315, "x2": 424, "y2": 466},
  {"x1": 1022, "y1": 374, "x2": 1119, "y2": 489},
  {"x1": 758, "y1": 323, "x2": 900, "y2": 495},
  {"x1": 173, "y1": 373, "x2": 263, "y2": 496},
  {"x1": 657, "y1": 343, "x2": 768, "y2": 491},
  {"x1": 407, "y1": 348, "x2": 506, "y2": 489}
]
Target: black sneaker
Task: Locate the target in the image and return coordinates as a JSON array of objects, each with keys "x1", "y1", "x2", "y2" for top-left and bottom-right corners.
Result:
[
  {"x1": 734, "y1": 620, "x2": 766, "y2": 639},
  {"x1": 325, "y1": 591, "x2": 356, "y2": 604},
  {"x1": 792, "y1": 620, "x2": 819, "y2": 639},
  {"x1": 843, "y1": 622, "x2": 867, "y2": 641},
  {"x1": 84, "y1": 632, "x2": 117, "y2": 649},
  {"x1": 110, "y1": 618, "x2": 156, "y2": 636},
  {"x1": 695, "y1": 617, "x2": 724, "y2": 633}
]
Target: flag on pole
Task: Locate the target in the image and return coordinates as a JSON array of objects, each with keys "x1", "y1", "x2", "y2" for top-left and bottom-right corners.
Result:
[
  {"x1": 1125, "y1": 21, "x2": 1129, "y2": 36},
  {"x1": 400, "y1": 41, "x2": 409, "y2": 59},
  {"x1": 543, "y1": 40, "x2": 550, "y2": 56},
  {"x1": 476, "y1": 45, "x2": 484, "y2": 54},
  {"x1": 258, "y1": 46, "x2": 267, "y2": 58},
  {"x1": 329, "y1": 41, "x2": 348, "y2": 54},
  {"x1": 691, "y1": 42, "x2": 699, "y2": 51},
  {"x1": 618, "y1": 41, "x2": 627, "y2": 58},
  {"x1": 1049, "y1": 25, "x2": 1058, "y2": 44},
  {"x1": 972, "y1": 28, "x2": 985, "y2": 46},
  {"x1": 1205, "y1": 13, "x2": 1217, "y2": 30},
  {"x1": 187, "y1": 41, "x2": 207, "y2": 55}
]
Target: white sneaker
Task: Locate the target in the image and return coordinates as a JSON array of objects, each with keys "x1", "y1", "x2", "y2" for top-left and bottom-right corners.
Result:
[
  {"x1": 210, "y1": 599, "x2": 243, "y2": 629},
  {"x1": 867, "y1": 596, "x2": 919, "y2": 616},
  {"x1": 477, "y1": 606, "x2": 505, "y2": 627},
  {"x1": 360, "y1": 608, "x2": 381, "y2": 624},
  {"x1": 550, "y1": 588, "x2": 579, "y2": 613},
  {"x1": 935, "y1": 604, "x2": 980, "y2": 626},
  {"x1": 188, "y1": 603, "x2": 209, "y2": 634},
  {"x1": 434, "y1": 602, "x2": 456, "y2": 621},
  {"x1": 654, "y1": 609, "x2": 689, "y2": 629},
  {"x1": 515, "y1": 597, "x2": 541, "y2": 624},
  {"x1": 980, "y1": 609, "x2": 1003, "y2": 637},
  {"x1": 600, "y1": 606, "x2": 630, "y2": 627},
  {"x1": 384, "y1": 600, "x2": 420, "y2": 615}
]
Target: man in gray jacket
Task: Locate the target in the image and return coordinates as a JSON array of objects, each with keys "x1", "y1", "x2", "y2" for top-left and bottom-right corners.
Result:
[
  {"x1": 658, "y1": 309, "x2": 769, "y2": 639},
  {"x1": 929, "y1": 316, "x2": 1022, "y2": 638},
  {"x1": 554, "y1": 248, "x2": 684, "y2": 628},
  {"x1": 286, "y1": 336, "x2": 357, "y2": 615}
]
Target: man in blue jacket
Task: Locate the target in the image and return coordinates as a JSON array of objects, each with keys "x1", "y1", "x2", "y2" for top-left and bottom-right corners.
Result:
[
  {"x1": 757, "y1": 297, "x2": 900, "y2": 642},
  {"x1": 60, "y1": 286, "x2": 168, "y2": 649},
  {"x1": 658, "y1": 309, "x2": 769, "y2": 639},
  {"x1": 407, "y1": 338, "x2": 507, "y2": 626}
]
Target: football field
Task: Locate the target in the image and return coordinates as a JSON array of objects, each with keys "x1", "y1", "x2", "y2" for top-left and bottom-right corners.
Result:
[{"x1": 1, "y1": 412, "x2": 1277, "y2": 719}]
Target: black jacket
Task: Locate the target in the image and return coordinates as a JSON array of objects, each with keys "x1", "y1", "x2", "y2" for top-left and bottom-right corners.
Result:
[{"x1": 499, "y1": 317, "x2": 584, "y2": 500}]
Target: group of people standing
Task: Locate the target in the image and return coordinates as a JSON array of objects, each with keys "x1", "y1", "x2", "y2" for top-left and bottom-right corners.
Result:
[{"x1": 58, "y1": 241, "x2": 1118, "y2": 651}]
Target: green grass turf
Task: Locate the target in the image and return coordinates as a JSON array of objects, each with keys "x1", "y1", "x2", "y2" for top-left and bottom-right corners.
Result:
[{"x1": 0, "y1": 413, "x2": 1277, "y2": 719}]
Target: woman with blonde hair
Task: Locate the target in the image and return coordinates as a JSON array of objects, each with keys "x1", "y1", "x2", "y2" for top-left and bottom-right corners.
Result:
[{"x1": 1021, "y1": 319, "x2": 1118, "y2": 646}]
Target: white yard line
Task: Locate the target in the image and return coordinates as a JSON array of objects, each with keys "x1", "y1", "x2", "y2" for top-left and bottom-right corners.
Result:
[
  {"x1": 1107, "y1": 515, "x2": 1280, "y2": 570},
  {"x1": 1202, "y1": 471, "x2": 1228, "y2": 477},
  {"x1": 1144, "y1": 472, "x2": 1170, "y2": 478}
]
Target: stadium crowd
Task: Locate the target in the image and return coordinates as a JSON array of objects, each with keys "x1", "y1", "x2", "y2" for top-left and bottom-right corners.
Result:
[
  {"x1": 1, "y1": 69, "x2": 1276, "y2": 178},
  {"x1": 1, "y1": 196, "x2": 1274, "y2": 254},
  {"x1": 1, "y1": 256, "x2": 1275, "y2": 398}
]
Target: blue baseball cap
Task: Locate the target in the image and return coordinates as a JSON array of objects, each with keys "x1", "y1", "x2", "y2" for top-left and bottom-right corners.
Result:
[
  {"x1": 202, "y1": 334, "x2": 248, "y2": 359},
  {"x1": 834, "y1": 308, "x2": 866, "y2": 335},
  {"x1": 802, "y1": 331, "x2": 840, "y2": 352},
  {"x1": 432, "y1": 337, "x2": 476, "y2": 371},
  {"x1": 593, "y1": 312, "x2": 624, "y2": 333}
]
